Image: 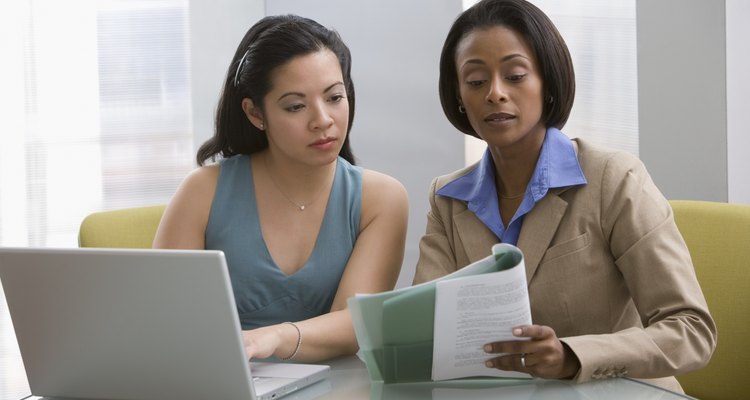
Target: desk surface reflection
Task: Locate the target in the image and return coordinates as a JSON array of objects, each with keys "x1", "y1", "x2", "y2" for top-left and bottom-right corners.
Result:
[
  {"x1": 14, "y1": 356, "x2": 694, "y2": 400},
  {"x1": 294, "y1": 356, "x2": 693, "y2": 400}
]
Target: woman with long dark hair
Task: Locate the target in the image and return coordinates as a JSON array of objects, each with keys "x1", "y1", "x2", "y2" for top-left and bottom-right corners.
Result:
[{"x1": 154, "y1": 15, "x2": 408, "y2": 362}]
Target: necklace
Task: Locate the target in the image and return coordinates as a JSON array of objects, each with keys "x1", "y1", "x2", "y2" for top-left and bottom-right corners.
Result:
[
  {"x1": 264, "y1": 156, "x2": 325, "y2": 211},
  {"x1": 499, "y1": 191, "x2": 526, "y2": 200}
]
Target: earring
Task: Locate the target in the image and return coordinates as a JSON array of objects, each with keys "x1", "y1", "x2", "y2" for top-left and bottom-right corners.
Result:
[
  {"x1": 458, "y1": 105, "x2": 466, "y2": 114},
  {"x1": 259, "y1": 122, "x2": 264, "y2": 130},
  {"x1": 546, "y1": 96, "x2": 554, "y2": 104}
]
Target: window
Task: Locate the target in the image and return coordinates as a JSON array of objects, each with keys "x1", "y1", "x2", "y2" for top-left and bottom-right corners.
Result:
[
  {"x1": 463, "y1": 0, "x2": 639, "y2": 164},
  {"x1": 0, "y1": 0, "x2": 194, "y2": 394},
  {"x1": 0, "y1": 0, "x2": 193, "y2": 248}
]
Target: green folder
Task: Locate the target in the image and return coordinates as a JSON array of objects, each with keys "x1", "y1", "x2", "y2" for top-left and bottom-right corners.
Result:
[{"x1": 349, "y1": 244, "x2": 524, "y2": 383}]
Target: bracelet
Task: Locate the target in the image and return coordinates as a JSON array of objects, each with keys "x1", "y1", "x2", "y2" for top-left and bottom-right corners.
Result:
[{"x1": 278, "y1": 322, "x2": 301, "y2": 361}]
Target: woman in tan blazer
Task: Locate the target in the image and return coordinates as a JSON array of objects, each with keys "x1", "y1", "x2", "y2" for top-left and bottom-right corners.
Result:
[{"x1": 414, "y1": 0, "x2": 716, "y2": 392}]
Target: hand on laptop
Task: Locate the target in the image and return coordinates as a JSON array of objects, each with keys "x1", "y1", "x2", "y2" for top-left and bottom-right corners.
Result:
[{"x1": 243, "y1": 323, "x2": 300, "y2": 360}]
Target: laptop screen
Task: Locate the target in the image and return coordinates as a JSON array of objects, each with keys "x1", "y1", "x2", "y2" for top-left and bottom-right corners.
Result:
[{"x1": 0, "y1": 248, "x2": 256, "y2": 399}]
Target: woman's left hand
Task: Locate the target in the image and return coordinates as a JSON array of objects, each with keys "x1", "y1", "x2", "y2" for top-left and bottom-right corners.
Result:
[{"x1": 483, "y1": 325, "x2": 580, "y2": 379}]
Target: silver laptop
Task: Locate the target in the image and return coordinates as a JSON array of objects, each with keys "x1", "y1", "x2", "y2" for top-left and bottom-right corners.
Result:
[{"x1": 0, "y1": 247, "x2": 330, "y2": 400}]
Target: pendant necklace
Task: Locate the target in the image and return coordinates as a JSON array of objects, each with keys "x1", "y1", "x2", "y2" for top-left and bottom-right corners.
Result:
[{"x1": 264, "y1": 156, "x2": 326, "y2": 211}]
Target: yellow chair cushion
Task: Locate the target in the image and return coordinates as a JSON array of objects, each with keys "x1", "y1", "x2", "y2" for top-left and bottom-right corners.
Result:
[
  {"x1": 78, "y1": 205, "x2": 167, "y2": 249},
  {"x1": 671, "y1": 200, "x2": 750, "y2": 400}
]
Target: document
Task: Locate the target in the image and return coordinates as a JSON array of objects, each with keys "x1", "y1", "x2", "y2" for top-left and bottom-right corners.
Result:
[
  {"x1": 432, "y1": 249, "x2": 531, "y2": 380},
  {"x1": 348, "y1": 243, "x2": 532, "y2": 383}
]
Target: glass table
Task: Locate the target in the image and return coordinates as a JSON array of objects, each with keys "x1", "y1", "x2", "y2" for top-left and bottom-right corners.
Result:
[
  {"x1": 296, "y1": 356, "x2": 696, "y2": 400},
  {"x1": 2, "y1": 286, "x2": 695, "y2": 400},
  {"x1": 5, "y1": 353, "x2": 696, "y2": 400}
]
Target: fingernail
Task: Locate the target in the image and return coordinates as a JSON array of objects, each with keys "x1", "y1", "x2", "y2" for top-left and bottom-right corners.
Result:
[
  {"x1": 513, "y1": 328, "x2": 522, "y2": 336},
  {"x1": 484, "y1": 344, "x2": 492, "y2": 352},
  {"x1": 485, "y1": 360, "x2": 493, "y2": 368}
]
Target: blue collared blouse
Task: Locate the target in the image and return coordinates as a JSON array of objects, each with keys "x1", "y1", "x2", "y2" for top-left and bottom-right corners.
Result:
[{"x1": 436, "y1": 127, "x2": 587, "y2": 245}]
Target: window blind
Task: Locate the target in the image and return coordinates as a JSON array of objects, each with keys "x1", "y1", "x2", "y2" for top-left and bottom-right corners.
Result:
[{"x1": 0, "y1": 0, "x2": 194, "y2": 248}]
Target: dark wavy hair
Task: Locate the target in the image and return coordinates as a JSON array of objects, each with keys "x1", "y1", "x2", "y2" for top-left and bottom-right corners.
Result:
[
  {"x1": 197, "y1": 14, "x2": 356, "y2": 166},
  {"x1": 439, "y1": 0, "x2": 575, "y2": 138}
]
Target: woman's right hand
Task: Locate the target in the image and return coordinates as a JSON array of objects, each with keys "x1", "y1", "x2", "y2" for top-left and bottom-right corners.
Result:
[
  {"x1": 483, "y1": 325, "x2": 581, "y2": 379},
  {"x1": 242, "y1": 323, "x2": 298, "y2": 360}
]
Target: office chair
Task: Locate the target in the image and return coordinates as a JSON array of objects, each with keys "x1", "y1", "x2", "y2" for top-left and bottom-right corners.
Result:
[
  {"x1": 671, "y1": 200, "x2": 750, "y2": 400},
  {"x1": 78, "y1": 205, "x2": 167, "y2": 248}
]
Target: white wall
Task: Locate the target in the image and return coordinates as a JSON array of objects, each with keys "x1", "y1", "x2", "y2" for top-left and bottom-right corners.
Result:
[
  {"x1": 189, "y1": 0, "x2": 265, "y2": 155},
  {"x1": 637, "y1": 0, "x2": 728, "y2": 202},
  {"x1": 726, "y1": 0, "x2": 750, "y2": 204},
  {"x1": 637, "y1": 0, "x2": 750, "y2": 204}
]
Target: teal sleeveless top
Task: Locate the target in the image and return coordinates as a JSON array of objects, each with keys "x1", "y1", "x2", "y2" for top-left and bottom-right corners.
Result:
[{"x1": 205, "y1": 155, "x2": 362, "y2": 330}]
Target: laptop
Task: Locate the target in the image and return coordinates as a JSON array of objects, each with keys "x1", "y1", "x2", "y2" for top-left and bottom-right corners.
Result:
[{"x1": 0, "y1": 247, "x2": 330, "y2": 400}]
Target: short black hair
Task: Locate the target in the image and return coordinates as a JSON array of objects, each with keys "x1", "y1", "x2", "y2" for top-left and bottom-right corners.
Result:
[
  {"x1": 439, "y1": 0, "x2": 575, "y2": 137},
  {"x1": 197, "y1": 14, "x2": 356, "y2": 165}
]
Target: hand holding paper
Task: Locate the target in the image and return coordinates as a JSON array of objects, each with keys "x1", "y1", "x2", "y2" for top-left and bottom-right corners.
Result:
[
  {"x1": 348, "y1": 243, "x2": 533, "y2": 383},
  {"x1": 432, "y1": 244, "x2": 532, "y2": 380},
  {"x1": 483, "y1": 324, "x2": 582, "y2": 380}
]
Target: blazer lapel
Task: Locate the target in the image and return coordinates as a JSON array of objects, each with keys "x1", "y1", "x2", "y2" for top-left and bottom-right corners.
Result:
[
  {"x1": 453, "y1": 208, "x2": 499, "y2": 264},
  {"x1": 518, "y1": 191, "x2": 568, "y2": 284}
]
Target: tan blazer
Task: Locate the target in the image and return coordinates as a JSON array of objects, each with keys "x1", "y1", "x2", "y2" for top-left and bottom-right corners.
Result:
[{"x1": 414, "y1": 138, "x2": 716, "y2": 392}]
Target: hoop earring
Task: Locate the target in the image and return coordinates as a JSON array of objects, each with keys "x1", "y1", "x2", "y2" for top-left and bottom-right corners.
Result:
[
  {"x1": 546, "y1": 95, "x2": 554, "y2": 104},
  {"x1": 458, "y1": 105, "x2": 466, "y2": 114}
]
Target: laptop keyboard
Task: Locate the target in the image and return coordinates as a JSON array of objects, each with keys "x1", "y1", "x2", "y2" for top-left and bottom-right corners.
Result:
[{"x1": 252, "y1": 376, "x2": 273, "y2": 384}]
